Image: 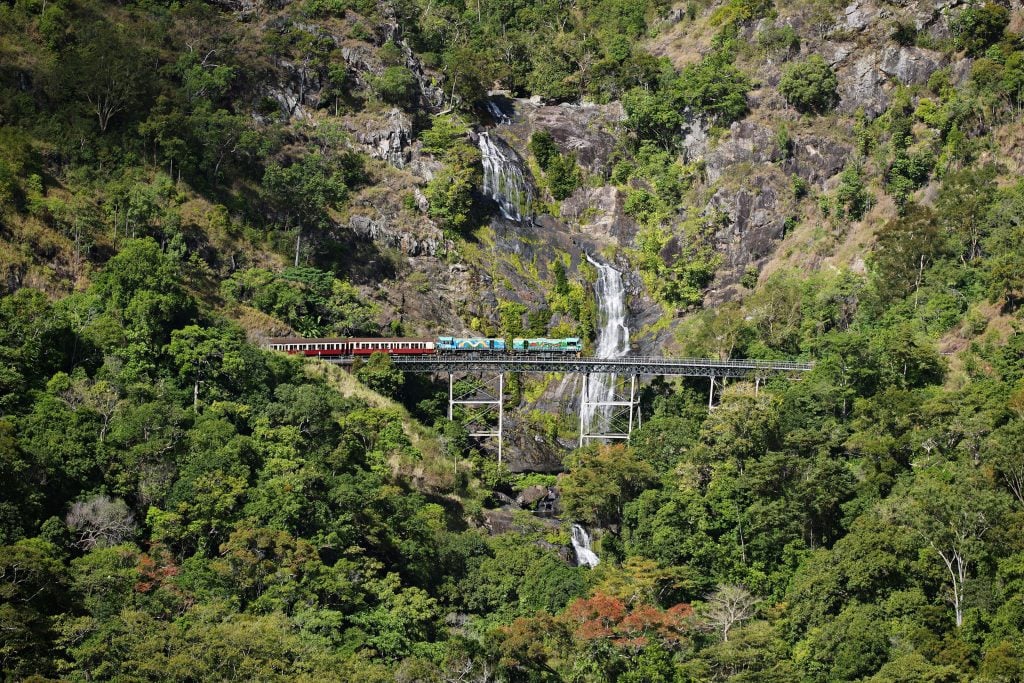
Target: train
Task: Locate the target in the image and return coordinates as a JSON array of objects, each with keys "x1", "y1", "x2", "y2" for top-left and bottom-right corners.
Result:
[{"x1": 267, "y1": 336, "x2": 583, "y2": 357}]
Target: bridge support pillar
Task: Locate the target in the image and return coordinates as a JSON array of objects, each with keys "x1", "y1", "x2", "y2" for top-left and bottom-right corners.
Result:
[
  {"x1": 449, "y1": 372, "x2": 504, "y2": 464},
  {"x1": 708, "y1": 375, "x2": 725, "y2": 410},
  {"x1": 579, "y1": 373, "x2": 642, "y2": 446}
]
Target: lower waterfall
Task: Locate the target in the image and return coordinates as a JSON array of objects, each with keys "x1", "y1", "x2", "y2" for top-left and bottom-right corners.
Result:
[{"x1": 571, "y1": 523, "x2": 600, "y2": 568}]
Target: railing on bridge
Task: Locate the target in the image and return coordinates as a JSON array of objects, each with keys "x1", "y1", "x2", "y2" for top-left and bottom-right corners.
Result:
[{"x1": 325, "y1": 353, "x2": 813, "y2": 378}]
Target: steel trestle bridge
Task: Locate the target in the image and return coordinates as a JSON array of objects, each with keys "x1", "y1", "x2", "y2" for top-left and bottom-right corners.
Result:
[
  {"x1": 322, "y1": 353, "x2": 813, "y2": 462},
  {"x1": 324, "y1": 353, "x2": 812, "y2": 376}
]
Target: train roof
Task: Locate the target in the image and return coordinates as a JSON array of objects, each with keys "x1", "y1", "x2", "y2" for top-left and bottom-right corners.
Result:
[
  {"x1": 511, "y1": 337, "x2": 581, "y2": 342},
  {"x1": 268, "y1": 337, "x2": 435, "y2": 344}
]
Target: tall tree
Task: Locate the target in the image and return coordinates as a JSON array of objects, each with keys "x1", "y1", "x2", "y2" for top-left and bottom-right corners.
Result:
[{"x1": 898, "y1": 467, "x2": 1009, "y2": 627}]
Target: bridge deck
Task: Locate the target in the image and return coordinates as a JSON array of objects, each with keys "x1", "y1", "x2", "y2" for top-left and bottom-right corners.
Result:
[{"x1": 323, "y1": 353, "x2": 813, "y2": 377}]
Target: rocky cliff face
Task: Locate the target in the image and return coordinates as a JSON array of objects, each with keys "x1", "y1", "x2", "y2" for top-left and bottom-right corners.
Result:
[{"x1": 230, "y1": 0, "x2": 1010, "y2": 471}]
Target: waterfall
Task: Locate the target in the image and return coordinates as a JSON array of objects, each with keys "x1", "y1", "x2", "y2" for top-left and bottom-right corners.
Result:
[
  {"x1": 581, "y1": 254, "x2": 630, "y2": 434},
  {"x1": 571, "y1": 523, "x2": 600, "y2": 568},
  {"x1": 484, "y1": 99, "x2": 511, "y2": 125},
  {"x1": 478, "y1": 131, "x2": 532, "y2": 222}
]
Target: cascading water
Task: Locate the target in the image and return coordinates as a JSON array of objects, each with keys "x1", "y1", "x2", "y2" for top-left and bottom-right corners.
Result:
[
  {"x1": 580, "y1": 254, "x2": 630, "y2": 434},
  {"x1": 478, "y1": 131, "x2": 532, "y2": 222},
  {"x1": 484, "y1": 98, "x2": 512, "y2": 125},
  {"x1": 571, "y1": 523, "x2": 600, "y2": 568}
]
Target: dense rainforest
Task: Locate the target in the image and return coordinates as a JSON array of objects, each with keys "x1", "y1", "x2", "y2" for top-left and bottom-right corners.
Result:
[{"x1": 2, "y1": 0, "x2": 1024, "y2": 681}]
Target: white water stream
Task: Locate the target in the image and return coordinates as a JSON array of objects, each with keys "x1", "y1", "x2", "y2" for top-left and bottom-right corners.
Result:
[
  {"x1": 580, "y1": 254, "x2": 630, "y2": 434},
  {"x1": 571, "y1": 523, "x2": 600, "y2": 568},
  {"x1": 478, "y1": 131, "x2": 532, "y2": 222},
  {"x1": 484, "y1": 99, "x2": 511, "y2": 125}
]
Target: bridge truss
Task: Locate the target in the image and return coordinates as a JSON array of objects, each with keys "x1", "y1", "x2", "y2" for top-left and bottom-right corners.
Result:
[{"x1": 325, "y1": 354, "x2": 812, "y2": 457}]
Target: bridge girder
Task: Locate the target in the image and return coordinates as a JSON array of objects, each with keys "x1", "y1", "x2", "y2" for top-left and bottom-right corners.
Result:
[{"x1": 325, "y1": 353, "x2": 812, "y2": 378}]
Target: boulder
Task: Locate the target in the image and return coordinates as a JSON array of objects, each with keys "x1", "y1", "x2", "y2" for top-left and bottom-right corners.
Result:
[
  {"x1": 879, "y1": 46, "x2": 943, "y2": 86},
  {"x1": 783, "y1": 134, "x2": 852, "y2": 185},
  {"x1": 516, "y1": 99, "x2": 626, "y2": 175},
  {"x1": 516, "y1": 485, "x2": 550, "y2": 507},
  {"x1": 481, "y1": 508, "x2": 516, "y2": 535},
  {"x1": 560, "y1": 186, "x2": 638, "y2": 243},
  {"x1": 705, "y1": 121, "x2": 785, "y2": 184},
  {"x1": 705, "y1": 167, "x2": 793, "y2": 282},
  {"x1": 836, "y1": 54, "x2": 890, "y2": 117},
  {"x1": 347, "y1": 214, "x2": 440, "y2": 257},
  {"x1": 350, "y1": 108, "x2": 414, "y2": 167},
  {"x1": 843, "y1": 0, "x2": 888, "y2": 33}
]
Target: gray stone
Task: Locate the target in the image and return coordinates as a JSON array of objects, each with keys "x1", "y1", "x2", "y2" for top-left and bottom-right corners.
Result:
[
  {"x1": 347, "y1": 214, "x2": 441, "y2": 257},
  {"x1": 783, "y1": 134, "x2": 852, "y2": 185},
  {"x1": 837, "y1": 54, "x2": 889, "y2": 117},
  {"x1": 705, "y1": 168, "x2": 793, "y2": 289},
  {"x1": 560, "y1": 186, "x2": 637, "y2": 242},
  {"x1": 879, "y1": 46, "x2": 943, "y2": 85},
  {"x1": 352, "y1": 109, "x2": 414, "y2": 167},
  {"x1": 517, "y1": 485, "x2": 550, "y2": 507},
  {"x1": 844, "y1": 0, "x2": 887, "y2": 32},
  {"x1": 515, "y1": 99, "x2": 625, "y2": 175},
  {"x1": 681, "y1": 117, "x2": 711, "y2": 163},
  {"x1": 706, "y1": 121, "x2": 785, "y2": 184}
]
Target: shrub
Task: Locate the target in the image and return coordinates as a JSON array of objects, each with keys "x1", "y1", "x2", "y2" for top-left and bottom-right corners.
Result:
[
  {"x1": 741, "y1": 265, "x2": 759, "y2": 289},
  {"x1": 890, "y1": 20, "x2": 918, "y2": 47},
  {"x1": 887, "y1": 150, "x2": 934, "y2": 210},
  {"x1": 420, "y1": 115, "x2": 470, "y2": 158},
  {"x1": 425, "y1": 164, "x2": 477, "y2": 233},
  {"x1": 836, "y1": 162, "x2": 873, "y2": 220},
  {"x1": 951, "y1": 1, "x2": 1009, "y2": 56},
  {"x1": 791, "y1": 174, "x2": 809, "y2": 199},
  {"x1": 378, "y1": 40, "x2": 404, "y2": 67},
  {"x1": 529, "y1": 130, "x2": 559, "y2": 171},
  {"x1": 1001, "y1": 52, "x2": 1024, "y2": 103},
  {"x1": 355, "y1": 352, "x2": 404, "y2": 397},
  {"x1": 780, "y1": 55, "x2": 838, "y2": 114},
  {"x1": 757, "y1": 25, "x2": 800, "y2": 56},
  {"x1": 546, "y1": 154, "x2": 581, "y2": 200},
  {"x1": 373, "y1": 66, "x2": 417, "y2": 107},
  {"x1": 623, "y1": 87, "x2": 684, "y2": 149},
  {"x1": 674, "y1": 51, "x2": 752, "y2": 125}
]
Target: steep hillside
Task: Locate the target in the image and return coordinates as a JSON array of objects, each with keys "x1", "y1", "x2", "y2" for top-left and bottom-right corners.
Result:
[{"x1": 3, "y1": 0, "x2": 1024, "y2": 680}]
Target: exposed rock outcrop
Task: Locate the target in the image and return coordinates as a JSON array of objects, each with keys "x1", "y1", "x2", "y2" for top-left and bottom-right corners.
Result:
[
  {"x1": 705, "y1": 121, "x2": 785, "y2": 184},
  {"x1": 346, "y1": 214, "x2": 440, "y2": 257},
  {"x1": 516, "y1": 100, "x2": 626, "y2": 176},
  {"x1": 346, "y1": 109, "x2": 414, "y2": 167}
]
